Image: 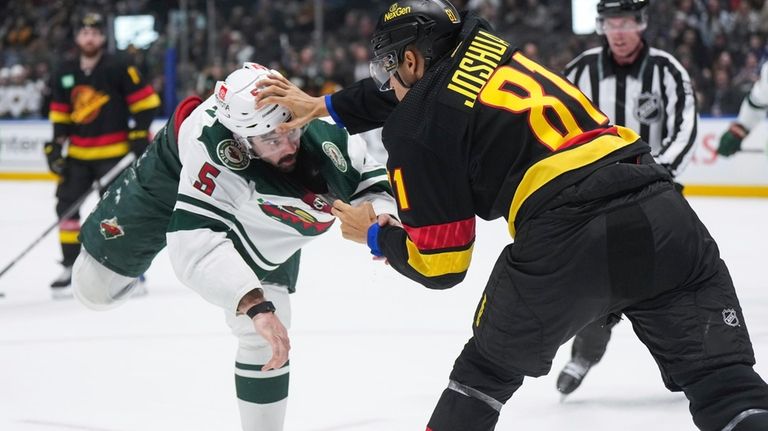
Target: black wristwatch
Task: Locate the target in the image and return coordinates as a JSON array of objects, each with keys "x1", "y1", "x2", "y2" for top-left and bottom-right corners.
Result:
[{"x1": 246, "y1": 301, "x2": 276, "y2": 319}]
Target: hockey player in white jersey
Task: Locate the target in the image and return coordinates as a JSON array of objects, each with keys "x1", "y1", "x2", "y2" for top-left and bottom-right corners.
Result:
[
  {"x1": 718, "y1": 62, "x2": 768, "y2": 156},
  {"x1": 71, "y1": 63, "x2": 397, "y2": 430}
]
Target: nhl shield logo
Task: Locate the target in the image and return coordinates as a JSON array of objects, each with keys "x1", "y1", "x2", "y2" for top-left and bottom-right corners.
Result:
[
  {"x1": 322, "y1": 141, "x2": 348, "y2": 172},
  {"x1": 99, "y1": 217, "x2": 125, "y2": 240},
  {"x1": 722, "y1": 308, "x2": 740, "y2": 327},
  {"x1": 216, "y1": 139, "x2": 250, "y2": 171},
  {"x1": 633, "y1": 92, "x2": 663, "y2": 124}
]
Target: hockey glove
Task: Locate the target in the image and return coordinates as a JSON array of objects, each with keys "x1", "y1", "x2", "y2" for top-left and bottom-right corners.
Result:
[
  {"x1": 128, "y1": 130, "x2": 150, "y2": 156},
  {"x1": 717, "y1": 123, "x2": 749, "y2": 157},
  {"x1": 43, "y1": 140, "x2": 66, "y2": 175}
]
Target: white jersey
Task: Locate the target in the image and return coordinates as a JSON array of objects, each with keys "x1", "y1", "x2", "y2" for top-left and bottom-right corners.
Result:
[
  {"x1": 737, "y1": 62, "x2": 768, "y2": 131},
  {"x1": 166, "y1": 97, "x2": 397, "y2": 311},
  {"x1": 565, "y1": 45, "x2": 698, "y2": 176}
]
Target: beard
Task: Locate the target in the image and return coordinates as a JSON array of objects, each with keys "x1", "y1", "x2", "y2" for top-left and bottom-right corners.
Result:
[
  {"x1": 275, "y1": 154, "x2": 297, "y2": 172},
  {"x1": 79, "y1": 44, "x2": 103, "y2": 58}
]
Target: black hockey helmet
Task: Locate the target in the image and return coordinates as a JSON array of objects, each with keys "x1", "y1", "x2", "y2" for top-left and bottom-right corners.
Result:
[
  {"x1": 596, "y1": 0, "x2": 649, "y2": 34},
  {"x1": 78, "y1": 12, "x2": 105, "y2": 33},
  {"x1": 369, "y1": 0, "x2": 462, "y2": 90}
]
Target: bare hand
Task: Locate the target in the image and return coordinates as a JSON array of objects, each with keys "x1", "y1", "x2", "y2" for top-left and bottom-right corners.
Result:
[
  {"x1": 253, "y1": 74, "x2": 328, "y2": 133},
  {"x1": 331, "y1": 200, "x2": 376, "y2": 243},
  {"x1": 375, "y1": 213, "x2": 402, "y2": 229},
  {"x1": 251, "y1": 312, "x2": 290, "y2": 371}
]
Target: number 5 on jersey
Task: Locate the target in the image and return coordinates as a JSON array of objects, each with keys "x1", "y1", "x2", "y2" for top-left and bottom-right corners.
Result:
[{"x1": 193, "y1": 162, "x2": 221, "y2": 196}]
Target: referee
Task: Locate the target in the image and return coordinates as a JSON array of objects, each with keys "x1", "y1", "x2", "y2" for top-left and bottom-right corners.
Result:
[{"x1": 556, "y1": 0, "x2": 699, "y2": 396}]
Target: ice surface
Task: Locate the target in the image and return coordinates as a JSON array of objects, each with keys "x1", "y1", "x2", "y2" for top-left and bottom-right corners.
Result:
[{"x1": 1, "y1": 181, "x2": 766, "y2": 430}]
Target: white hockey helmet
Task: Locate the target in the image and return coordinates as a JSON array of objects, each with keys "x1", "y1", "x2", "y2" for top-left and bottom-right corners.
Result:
[{"x1": 214, "y1": 62, "x2": 292, "y2": 137}]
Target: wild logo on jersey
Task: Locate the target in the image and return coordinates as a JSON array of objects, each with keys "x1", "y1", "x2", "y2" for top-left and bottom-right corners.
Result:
[
  {"x1": 99, "y1": 217, "x2": 125, "y2": 240},
  {"x1": 70, "y1": 85, "x2": 110, "y2": 124},
  {"x1": 216, "y1": 139, "x2": 250, "y2": 170},
  {"x1": 321, "y1": 141, "x2": 348, "y2": 172},
  {"x1": 258, "y1": 199, "x2": 334, "y2": 236}
]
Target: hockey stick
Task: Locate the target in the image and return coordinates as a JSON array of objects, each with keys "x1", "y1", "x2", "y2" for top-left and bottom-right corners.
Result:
[{"x1": 0, "y1": 152, "x2": 137, "y2": 288}]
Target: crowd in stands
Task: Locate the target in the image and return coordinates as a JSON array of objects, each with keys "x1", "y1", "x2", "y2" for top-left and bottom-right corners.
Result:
[{"x1": 0, "y1": 0, "x2": 766, "y2": 119}]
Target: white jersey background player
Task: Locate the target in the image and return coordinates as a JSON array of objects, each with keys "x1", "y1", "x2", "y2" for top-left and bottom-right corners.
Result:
[
  {"x1": 718, "y1": 61, "x2": 768, "y2": 156},
  {"x1": 71, "y1": 63, "x2": 397, "y2": 430}
]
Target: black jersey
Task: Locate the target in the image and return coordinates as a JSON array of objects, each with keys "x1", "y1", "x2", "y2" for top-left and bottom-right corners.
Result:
[
  {"x1": 49, "y1": 54, "x2": 160, "y2": 161},
  {"x1": 331, "y1": 16, "x2": 667, "y2": 290}
]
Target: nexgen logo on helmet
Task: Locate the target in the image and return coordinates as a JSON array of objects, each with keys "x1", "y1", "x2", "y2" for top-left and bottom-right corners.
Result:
[{"x1": 384, "y1": 3, "x2": 412, "y2": 22}]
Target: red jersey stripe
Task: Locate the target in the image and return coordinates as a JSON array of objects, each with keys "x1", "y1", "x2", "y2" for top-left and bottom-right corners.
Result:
[
  {"x1": 559, "y1": 126, "x2": 619, "y2": 151},
  {"x1": 403, "y1": 217, "x2": 475, "y2": 251},
  {"x1": 49, "y1": 102, "x2": 71, "y2": 113},
  {"x1": 70, "y1": 131, "x2": 129, "y2": 147},
  {"x1": 126, "y1": 85, "x2": 156, "y2": 104}
]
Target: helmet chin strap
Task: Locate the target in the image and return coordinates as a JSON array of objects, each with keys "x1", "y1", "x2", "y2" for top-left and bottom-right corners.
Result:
[
  {"x1": 393, "y1": 52, "x2": 431, "y2": 89},
  {"x1": 393, "y1": 71, "x2": 413, "y2": 89}
]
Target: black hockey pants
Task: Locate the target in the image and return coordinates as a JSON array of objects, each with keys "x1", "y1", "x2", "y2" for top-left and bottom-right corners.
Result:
[
  {"x1": 427, "y1": 179, "x2": 768, "y2": 431},
  {"x1": 55, "y1": 157, "x2": 122, "y2": 266}
]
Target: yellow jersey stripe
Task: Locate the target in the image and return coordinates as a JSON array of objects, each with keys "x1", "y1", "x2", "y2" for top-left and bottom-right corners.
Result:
[
  {"x1": 59, "y1": 230, "x2": 81, "y2": 244},
  {"x1": 49, "y1": 111, "x2": 72, "y2": 124},
  {"x1": 68, "y1": 142, "x2": 130, "y2": 160},
  {"x1": 508, "y1": 126, "x2": 640, "y2": 238},
  {"x1": 128, "y1": 130, "x2": 149, "y2": 140},
  {"x1": 128, "y1": 94, "x2": 161, "y2": 114},
  {"x1": 405, "y1": 238, "x2": 473, "y2": 277}
]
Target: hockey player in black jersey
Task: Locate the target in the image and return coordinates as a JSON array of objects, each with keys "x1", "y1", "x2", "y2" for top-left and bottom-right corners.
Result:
[
  {"x1": 46, "y1": 12, "x2": 160, "y2": 297},
  {"x1": 256, "y1": 1, "x2": 768, "y2": 430}
]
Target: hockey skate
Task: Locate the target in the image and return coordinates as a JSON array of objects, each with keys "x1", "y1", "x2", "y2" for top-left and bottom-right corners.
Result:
[
  {"x1": 556, "y1": 356, "x2": 593, "y2": 397},
  {"x1": 50, "y1": 266, "x2": 73, "y2": 299}
]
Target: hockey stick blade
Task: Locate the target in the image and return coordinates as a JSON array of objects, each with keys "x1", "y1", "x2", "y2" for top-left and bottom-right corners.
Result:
[{"x1": 0, "y1": 152, "x2": 136, "y2": 281}]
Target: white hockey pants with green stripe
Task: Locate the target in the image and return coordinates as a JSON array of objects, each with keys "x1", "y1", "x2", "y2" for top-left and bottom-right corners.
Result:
[{"x1": 226, "y1": 282, "x2": 291, "y2": 431}]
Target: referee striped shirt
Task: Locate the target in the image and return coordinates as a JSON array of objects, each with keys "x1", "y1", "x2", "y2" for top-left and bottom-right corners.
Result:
[{"x1": 564, "y1": 43, "x2": 698, "y2": 176}]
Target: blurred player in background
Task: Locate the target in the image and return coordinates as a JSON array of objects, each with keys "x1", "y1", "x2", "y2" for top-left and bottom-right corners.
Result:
[
  {"x1": 71, "y1": 63, "x2": 396, "y2": 430},
  {"x1": 45, "y1": 12, "x2": 160, "y2": 298},
  {"x1": 718, "y1": 62, "x2": 768, "y2": 157},
  {"x1": 557, "y1": 0, "x2": 698, "y2": 396}
]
